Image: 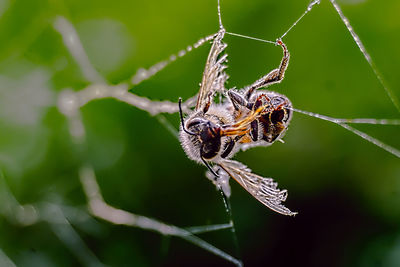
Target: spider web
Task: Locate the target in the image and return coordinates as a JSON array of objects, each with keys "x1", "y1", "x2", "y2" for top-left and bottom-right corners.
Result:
[{"x1": 0, "y1": 0, "x2": 399, "y2": 266}]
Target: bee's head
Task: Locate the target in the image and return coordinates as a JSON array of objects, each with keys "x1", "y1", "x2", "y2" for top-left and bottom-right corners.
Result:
[
  {"x1": 178, "y1": 98, "x2": 221, "y2": 143},
  {"x1": 185, "y1": 117, "x2": 221, "y2": 143},
  {"x1": 178, "y1": 98, "x2": 223, "y2": 171}
]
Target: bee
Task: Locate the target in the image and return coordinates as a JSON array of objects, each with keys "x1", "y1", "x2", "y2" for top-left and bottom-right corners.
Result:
[{"x1": 179, "y1": 27, "x2": 296, "y2": 216}]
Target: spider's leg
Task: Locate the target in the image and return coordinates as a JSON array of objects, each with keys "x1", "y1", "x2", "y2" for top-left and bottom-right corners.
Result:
[{"x1": 245, "y1": 40, "x2": 290, "y2": 99}]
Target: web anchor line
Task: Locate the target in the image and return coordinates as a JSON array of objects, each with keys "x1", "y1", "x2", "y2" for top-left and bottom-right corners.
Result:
[
  {"x1": 329, "y1": 0, "x2": 400, "y2": 113},
  {"x1": 280, "y1": 0, "x2": 321, "y2": 40},
  {"x1": 293, "y1": 108, "x2": 400, "y2": 158}
]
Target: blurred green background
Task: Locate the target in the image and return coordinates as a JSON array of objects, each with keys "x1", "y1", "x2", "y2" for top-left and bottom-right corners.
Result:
[{"x1": 0, "y1": 0, "x2": 400, "y2": 266}]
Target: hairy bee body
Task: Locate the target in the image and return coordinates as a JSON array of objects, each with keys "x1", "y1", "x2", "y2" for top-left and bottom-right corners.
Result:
[{"x1": 179, "y1": 104, "x2": 238, "y2": 164}]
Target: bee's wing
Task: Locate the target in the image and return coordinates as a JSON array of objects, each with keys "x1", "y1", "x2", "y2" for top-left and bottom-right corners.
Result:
[
  {"x1": 195, "y1": 28, "x2": 229, "y2": 111},
  {"x1": 218, "y1": 159, "x2": 297, "y2": 216}
]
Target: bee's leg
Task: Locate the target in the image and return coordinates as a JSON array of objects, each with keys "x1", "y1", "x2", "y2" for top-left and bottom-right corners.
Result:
[
  {"x1": 249, "y1": 120, "x2": 259, "y2": 141},
  {"x1": 221, "y1": 138, "x2": 235, "y2": 158},
  {"x1": 227, "y1": 90, "x2": 247, "y2": 110},
  {"x1": 202, "y1": 93, "x2": 212, "y2": 113},
  {"x1": 245, "y1": 40, "x2": 289, "y2": 100},
  {"x1": 262, "y1": 122, "x2": 285, "y2": 143}
]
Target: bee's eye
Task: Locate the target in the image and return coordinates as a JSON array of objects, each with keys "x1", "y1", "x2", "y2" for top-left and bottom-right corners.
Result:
[{"x1": 187, "y1": 118, "x2": 205, "y2": 128}]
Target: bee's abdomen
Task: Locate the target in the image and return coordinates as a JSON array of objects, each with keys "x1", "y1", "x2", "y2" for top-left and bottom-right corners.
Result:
[{"x1": 246, "y1": 91, "x2": 292, "y2": 144}]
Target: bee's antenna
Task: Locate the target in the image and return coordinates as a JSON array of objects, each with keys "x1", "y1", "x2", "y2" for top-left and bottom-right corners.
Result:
[
  {"x1": 201, "y1": 156, "x2": 220, "y2": 177},
  {"x1": 179, "y1": 98, "x2": 196, "y2": 136}
]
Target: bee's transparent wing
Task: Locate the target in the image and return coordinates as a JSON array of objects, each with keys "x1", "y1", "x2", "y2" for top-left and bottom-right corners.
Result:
[
  {"x1": 218, "y1": 159, "x2": 297, "y2": 216},
  {"x1": 195, "y1": 28, "x2": 229, "y2": 111}
]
